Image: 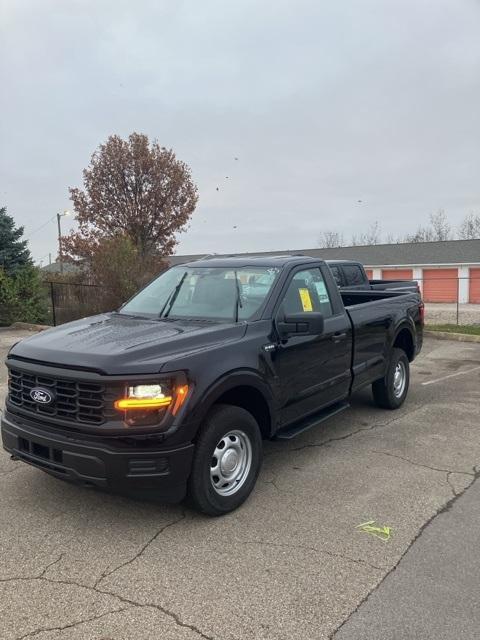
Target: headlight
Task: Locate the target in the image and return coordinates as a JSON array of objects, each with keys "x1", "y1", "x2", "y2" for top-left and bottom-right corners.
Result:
[
  {"x1": 114, "y1": 384, "x2": 172, "y2": 409},
  {"x1": 114, "y1": 380, "x2": 189, "y2": 428}
]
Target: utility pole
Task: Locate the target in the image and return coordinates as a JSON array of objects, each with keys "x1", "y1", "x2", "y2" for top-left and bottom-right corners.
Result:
[{"x1": 56, "y1": 210, "x2": 70, "y2": 274}]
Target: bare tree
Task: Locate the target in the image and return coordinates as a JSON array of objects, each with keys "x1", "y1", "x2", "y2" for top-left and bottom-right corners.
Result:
[
  {"x1": 351, "y1": 221, "x2": 382, "y2": 246},
  {"x1": 318, "y1": 231, "x2": 344, "y2": 248},
  {"x1": 458, "y1": 213, "x2": 480, "y2": 239},
  {"x1": 362, "y1": 220, "x2": 381, "y2": 245},
  {"x1": 403, "y1": 226, "x2": 434, "y2": 243},
  {"x1": 429, "y1": 209, "x2": 452, "y2": 241},
  {"x1": 403, "y1": 209, "x2": 452, "y2": 243}
]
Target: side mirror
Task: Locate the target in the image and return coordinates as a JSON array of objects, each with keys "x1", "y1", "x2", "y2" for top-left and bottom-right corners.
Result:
[{"x1": 277, "y1": 312, "x2": 324, "y2": 338}]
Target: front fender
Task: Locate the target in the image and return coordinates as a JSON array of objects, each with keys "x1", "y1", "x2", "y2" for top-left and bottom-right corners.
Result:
[{"x1": 185, "y1": 369, "x2": 276, "y2": 437}]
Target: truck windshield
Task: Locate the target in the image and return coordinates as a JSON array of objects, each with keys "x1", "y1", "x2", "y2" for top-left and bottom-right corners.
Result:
[{"x1": 119, "y1": 266, "x2": 280, "y2": 321}]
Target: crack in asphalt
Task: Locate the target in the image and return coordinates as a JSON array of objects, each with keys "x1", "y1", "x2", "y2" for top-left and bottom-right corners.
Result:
[
  {"x1": 289, "y1": 405, "x2": 426, "y2": 454},
  {"x1": 329, "y1": 465, "x2": 480, "y2": 639},
  {"x1": 234, "y1": 539, "x2": 386, "y2": 572},
  {"x1": 446, "y1": 471, "x2": 459, "y2": 497},
  {"x1": 14, "y1": 607, "x2": 129, "y2": 640},
  {"x1": 1, "y1": 512, "x2": 214, "y2": 640},
  {"x1": 94, "y1": 587, "x2": 215, "y2": 640},
  {"x1": 263, "y1": 478, "x2": 281, "y2": 492},
  {"x1": 0, "y1": 554, "x2": 65, "y2": 584},
  {"x1": 370, "y1": 450, "x2": 475, "y2": 499},
  {"x1": 3, "y1": 573, "x2": 214, "y2": 640},
  {"x1": 369, "y1": 450, "x2": 475, "y2": 478},
  {"x1": 38, "y1": 553, "x2": 64, "y2": 578},
  {"x1": 93, "y1": 510, "x2": 186, "y2": 588},
  {"x1": 263, "y1": 405, "x2": 427, "y2": 500}
]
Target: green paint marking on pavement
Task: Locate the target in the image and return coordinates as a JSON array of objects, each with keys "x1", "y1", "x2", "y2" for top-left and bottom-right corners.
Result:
[{"x1": 356, "y1": 520, "x2": 392, "y2": 542}]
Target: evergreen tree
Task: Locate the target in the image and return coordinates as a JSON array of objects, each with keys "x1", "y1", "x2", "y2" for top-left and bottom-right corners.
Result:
[
  {"x1": 0, "y1": 207, "x2": 32, "y2": 275},
  {"x1": 0, "y1": 207, "x2": 48, "y2": 326}
]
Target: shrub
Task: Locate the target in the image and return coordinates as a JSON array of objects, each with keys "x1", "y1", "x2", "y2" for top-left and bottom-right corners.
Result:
[{"x1": 0, "y1": 265, "x2": 49, "y2": 326}]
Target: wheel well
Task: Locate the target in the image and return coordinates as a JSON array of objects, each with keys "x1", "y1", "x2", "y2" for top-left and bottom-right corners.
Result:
[
  {"x1": 393, "y1": 328, "x2": 414, "y2": 361},
  {"x1": 214, "y1": 386, "x2": 272, "y2": 439}
]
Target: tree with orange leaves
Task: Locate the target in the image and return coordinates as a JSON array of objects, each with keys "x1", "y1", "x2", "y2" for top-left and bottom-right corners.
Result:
[{"x1": 62, "y1": 133, "x2": 198, "y2": 282}]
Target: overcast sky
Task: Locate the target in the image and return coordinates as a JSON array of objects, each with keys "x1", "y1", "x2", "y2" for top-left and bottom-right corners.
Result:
[{"x1": 1, "y1": 0, "x2": 480, "y2": 264}]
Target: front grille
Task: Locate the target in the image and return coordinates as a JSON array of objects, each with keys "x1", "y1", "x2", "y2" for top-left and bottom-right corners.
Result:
[{"x1": 8, "y1": 368, "x2": 110, "y2": 425}]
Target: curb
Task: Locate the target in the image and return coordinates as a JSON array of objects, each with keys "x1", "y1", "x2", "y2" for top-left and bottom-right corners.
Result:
[
  {"x1": 10, "y1": 322, "x2": 51, "y2": 332},
  {"x1": 424, "y1": 330, "x2": 480, "y2": 344}
]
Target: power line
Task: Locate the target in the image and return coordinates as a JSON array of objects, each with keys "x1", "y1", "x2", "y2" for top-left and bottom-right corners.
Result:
[{"x1": 23, "y1": 215, "x2": 56, "y2": 240}]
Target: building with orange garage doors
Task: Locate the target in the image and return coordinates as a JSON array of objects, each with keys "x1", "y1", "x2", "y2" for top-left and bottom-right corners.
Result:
[{"x1": 168, "y1": 239, "x2": 480, "y2": 304}]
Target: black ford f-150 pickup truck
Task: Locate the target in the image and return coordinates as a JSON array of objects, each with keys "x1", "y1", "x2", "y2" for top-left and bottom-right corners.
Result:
[{"x1": 2, "y1": 255, "x2": 423, "y2": 515}]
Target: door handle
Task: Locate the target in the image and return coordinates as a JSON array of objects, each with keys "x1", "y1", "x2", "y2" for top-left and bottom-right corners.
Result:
[{"x1": 331, "y1": 332, "x2": 347, "y2": 343}]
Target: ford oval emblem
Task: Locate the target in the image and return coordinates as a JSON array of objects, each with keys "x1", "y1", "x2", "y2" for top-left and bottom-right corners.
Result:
[{"x1": 29, "y1": 388, "x2": 54, "y2": 405}]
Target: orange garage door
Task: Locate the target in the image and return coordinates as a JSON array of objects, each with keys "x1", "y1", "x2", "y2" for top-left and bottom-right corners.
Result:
[
  {"x1": 469, "y1": 268, "x2": 480, "y2": 304},
  {"x1": 382, "y1": 269, "x2": 413, "y2": 280},
  {"x1": 365, "y1": 269, "x2": 373, "y2": 279},
  {"x1": 423, "y1": 269, "x2": 458, "y2": 302}
]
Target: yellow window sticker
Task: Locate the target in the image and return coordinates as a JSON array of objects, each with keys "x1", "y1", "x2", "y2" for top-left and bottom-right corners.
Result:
[{"x1": 298, "y1": 288, "x2": 313, "y2": 312}]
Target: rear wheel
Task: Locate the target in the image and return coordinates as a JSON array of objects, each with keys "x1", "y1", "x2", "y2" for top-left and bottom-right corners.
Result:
[
  {"x1": 372, "y1": 348, "x2": 410, "y2": 410},
  {"x1": 187, "y1": 404, "x2": 262, "y2": 516}
]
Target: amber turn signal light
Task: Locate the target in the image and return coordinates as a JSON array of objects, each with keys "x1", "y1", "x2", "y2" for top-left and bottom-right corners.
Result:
[{"x1": 171, "y1": 384, "x2": 189, "y2": 415}]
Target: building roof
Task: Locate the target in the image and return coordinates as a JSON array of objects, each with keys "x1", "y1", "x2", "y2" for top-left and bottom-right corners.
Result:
[
  {"x1": 40, "y1": 261, "x2": 81, "y2": 274},
  {"x1": 168, "y1": 239, "x2": 480, "y2": 267}
]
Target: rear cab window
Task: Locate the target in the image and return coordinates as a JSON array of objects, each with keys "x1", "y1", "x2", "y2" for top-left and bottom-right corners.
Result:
[
  {"x1": 329, "y1": 265, "x2": 343, "y2": 287},
  {"x1": 342, "y1": 264, "x2": 365, "y2": 287}
]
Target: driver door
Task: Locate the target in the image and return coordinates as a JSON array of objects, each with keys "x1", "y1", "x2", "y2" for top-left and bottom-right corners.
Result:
[{"x1": 272, "y1": 267, "x2": 352, "y2": 426}]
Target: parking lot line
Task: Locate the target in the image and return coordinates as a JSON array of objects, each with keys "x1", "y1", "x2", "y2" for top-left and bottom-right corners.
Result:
[{"x1": 421, "y1": 364, "x2": 480, "y2": 386}]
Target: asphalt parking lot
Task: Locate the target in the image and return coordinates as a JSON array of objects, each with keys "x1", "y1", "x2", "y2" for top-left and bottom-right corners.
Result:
[{"x1": 1, "y1": 328, "x2": 480, "y2": 640}]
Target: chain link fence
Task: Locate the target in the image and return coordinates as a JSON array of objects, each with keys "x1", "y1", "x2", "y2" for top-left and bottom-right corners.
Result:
[
  {"x1": 42, "y1": 281, "x2": 117, "y2": 326},
  {"x1": 420, "y1": 279, "x2": 480, "y2": 326},
  {"x1": 400, "y1": 276, "x2": 480, "y2": 326}
]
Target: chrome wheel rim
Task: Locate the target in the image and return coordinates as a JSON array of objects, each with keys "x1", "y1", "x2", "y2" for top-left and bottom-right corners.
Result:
[
  {"x1": 210, "y1": 430, "x2": 252, "y2": 496},
  {"x1": 393, "y1": 361, "x2": 406, "y2": 398}
]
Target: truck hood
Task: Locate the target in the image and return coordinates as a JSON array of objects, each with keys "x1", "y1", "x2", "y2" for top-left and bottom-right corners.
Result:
[{"x1": 9, "y1": 313, "x2": 247, "y2": 375}]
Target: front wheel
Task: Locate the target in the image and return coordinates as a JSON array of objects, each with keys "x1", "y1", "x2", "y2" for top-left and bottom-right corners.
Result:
[
  {"x1": 187, "y1": 404, "x2": 263, "y2": 516},
  {"x1": 372, "y1": 348, "x2": 410, "y2": 410}
]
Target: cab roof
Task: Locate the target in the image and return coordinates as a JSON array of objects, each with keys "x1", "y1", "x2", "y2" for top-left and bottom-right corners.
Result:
[{"x1": 180, "y1": 254, "x2": 322, "y2": 269}]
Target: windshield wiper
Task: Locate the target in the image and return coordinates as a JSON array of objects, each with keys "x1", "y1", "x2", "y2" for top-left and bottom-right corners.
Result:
[
  {"x1": 159, "y1": 271, "x2": 188, "y2": 319},
  {"x1": 234, "y1": 270, "x2": 243, "y2": 322}
]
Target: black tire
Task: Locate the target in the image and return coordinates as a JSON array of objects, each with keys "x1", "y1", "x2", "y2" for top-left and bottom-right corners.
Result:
[
  {"x1": 372, "y1": 348, "x2": 410, "y2": 410},
  {"x1": 187, "y1": 404, "x2": 263, "y2": 516}
]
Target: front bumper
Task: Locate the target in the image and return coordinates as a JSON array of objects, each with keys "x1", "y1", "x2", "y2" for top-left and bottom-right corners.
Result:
[{"x1": 1, "y1": 411, "x2": 194, "y2": 503}]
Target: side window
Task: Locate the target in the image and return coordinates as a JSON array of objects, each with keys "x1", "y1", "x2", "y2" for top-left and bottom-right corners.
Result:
[
  {"x1": 280, "y1": 268, "x2": 333, "y2": 318},
  {"x1": 329, "y1": 265, "x2": 342, "y2": 287},
  {"x1": 342, "y1": 264, "x2": 364, "y2": 286}
]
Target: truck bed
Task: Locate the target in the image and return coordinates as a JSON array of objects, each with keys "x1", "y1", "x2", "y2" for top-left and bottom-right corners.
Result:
[
  {"x1": 340, "y1": 288, "x2": 416, "y2": 307},
  {"x1": 340, "y1": 288, "x2": 423, "y2": 392},
  {"x1": 369, "y1": 279, "x2": 419, "y2": 293}
]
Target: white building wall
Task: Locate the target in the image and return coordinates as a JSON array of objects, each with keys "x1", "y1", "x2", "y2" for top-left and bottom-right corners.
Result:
[
  {"x1": 412, "y1": 268, "x2": 423, "y2": 295},
  {"x1": 458, "y1": 266, "x2": 469, "y2": 303}
]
